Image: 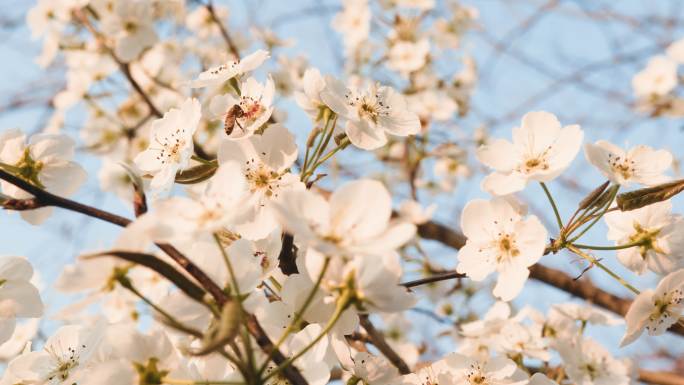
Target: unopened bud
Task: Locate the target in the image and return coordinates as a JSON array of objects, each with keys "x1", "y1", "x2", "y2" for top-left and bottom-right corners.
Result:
[
  {"x1": 616, "y1": 179, "x2": 684, "y2": 211},
  {"x1": 307, "y1": 127, "x2": 321, "y2": 147},
  {"x1": 334, "y1": 133, "x2": 350, "y2": 147},
  {"x1": 577, "y1": 181, "x2": 610, "y2": 210},
  {"x1": 191, "y1": 301, "x2": 241, "y2": 356},
  {"x1": 175, "y1": 162, "x2": 218, "y2": 184}
]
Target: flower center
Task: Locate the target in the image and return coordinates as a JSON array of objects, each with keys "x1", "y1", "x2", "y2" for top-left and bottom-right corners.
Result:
[
  {"x1": 607, "y1": 153, "x2": 635, "y2": 180},
  {"x1": 628, "y1": 222, "x2": 662, "y2": 258},
  {"x1": 466, "y1": 364, "x2": 489, "y2": 385},
  {"x1": 244, "y1": 159, "x2": 282, "y2": 198},
  {"x1": 582, "y1": 363, "x2": 599, "y2": 380},
  {"x1": 45, "y1": 344, "x2": 85, "y2": 382},
  {"x1": 124, "y1": 21, "x2": 138, "y2": 33},
  {"x1": 647, "y1": 289, "x2": 684, "y2": 330},
  {"x1": 519, "y1": 155, "x2": 549, "y2": 174},
  {"x1": 239, "y1": 97, "x2": 265, "y2": 125},
  {"x1": 496, "y1": 234, "x2": 520, "y2": 262},
  {"x1": 154, "y1": 129, "x2": 188, "y2": 165},
  {"x1": 14, "y1": 148, "x2": 45, "y2": 188}
]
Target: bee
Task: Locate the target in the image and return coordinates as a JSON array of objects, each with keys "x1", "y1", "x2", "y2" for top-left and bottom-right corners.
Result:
[{"x1": 224, "y1": 104, "x2": 245, "y2": 136}]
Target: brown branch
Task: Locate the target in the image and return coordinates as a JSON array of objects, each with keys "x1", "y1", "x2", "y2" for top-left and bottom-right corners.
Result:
[
  {"x1": 639, "y1": 369, "x2": 684, "y2": 385},
  {"x1": 73, "y1": 8, "x2": 162, "y2": 118},
  {"x1": 206, "y1": 2, "x2": 241, "y2": 59},
  {"x1": 358, "y1": 314, "x2": 411, "y2": 375},
  {"x1": 401, "y1": 271, "x2": 465, "y2": 288},
  {"x1": 0, "y1": 169, "x2": 308, "y2": 385},
  {"x1": 278, "y1": 233, "x2": 298, "y2": 275},
  {"x1": 415, "y1": 219, "x2": 684, "y2": 337}
]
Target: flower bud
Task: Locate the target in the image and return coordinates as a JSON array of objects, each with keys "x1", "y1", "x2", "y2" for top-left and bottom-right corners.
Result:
[
  {"x1": 577, "y1": 180, "x2": 610, "y2": 210},
  {"x1": 616, "y1": 179, "x2": 684, "y2": 211},
  {"x1": 174, "y1": 162, "x2": 218, "y2": 184}
]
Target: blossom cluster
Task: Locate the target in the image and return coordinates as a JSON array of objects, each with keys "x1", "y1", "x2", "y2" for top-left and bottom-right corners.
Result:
[{"x1": 0, "y1": 1, "x2": 682, "y2": 385}]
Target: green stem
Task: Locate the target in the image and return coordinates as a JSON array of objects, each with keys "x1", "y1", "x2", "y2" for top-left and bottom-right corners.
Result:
[
  {"x1": 303, "y1": 115, "x2": 338, "y2": 183},
  {"x1": 302, "y1": 138, "x2": 349, "y2": 179},
  {"x1": 257, "y1": 257, "x2": 331, "y2": 376},
  {"x1": 262, "y1": 289, "x2": 353, "y2": 382},
  {"x1": 540, "y1": 182, "x2": 563, "y2": 230},
  {"x1": 567, "y1": 245, "x2": 640, "y2": 295},
  {"x1": 567, "y1": 186, "x2": 619, "y2": 243},
  {"x1": 117, "y1": 276, "x2": 203, "y2": 338},
  {"x1": 212, "y1": 234, "x2": 255, "y2": 374},
  {"x1": 213, "y1": 233, "x2": 242, "y2": 297},
  {"x1": 571, "y1": 241, "x2": 646, "y2": 251}
]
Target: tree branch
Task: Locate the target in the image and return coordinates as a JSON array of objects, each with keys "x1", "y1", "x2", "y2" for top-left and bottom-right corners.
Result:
[
  {"x1": 358, "y1": 314, "x2": 411, "y2": 375},
  {"x1": 206, "y1": 2, "x2": 241, "y2": 59},
  {"x1": 415, "y1": 220, "x2": 684, "y2": 337},
  {"x1": 0, "y1": 169, "x2": 308, "y2": 385}
]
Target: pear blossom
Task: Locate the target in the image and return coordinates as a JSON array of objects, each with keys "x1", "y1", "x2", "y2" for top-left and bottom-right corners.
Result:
[
  {"x1": 0, "y1": 257, "x2": 43, "y2": 345},
  {"x1": 303, "y1": 249, "x2": 416, "y2": 313},
  {"x1": 456, "y1": 198, "x2": 547, "y2": 301},
  {"x1": 476, "y1": 111, "x2": 583, "y2": 195},
  {"x1": 0, "y1": 129, "x2": 87, "y2": 224},
  {"x1": 584, "y1": 140, "x2": 672, "y2": 186},
  {"x1": 387, "y1": 39, "x2": 430, "y2": 76},
  {"x1": 408, "y1": 89, "x2": 459, "y2": 122},
  {"x1": 632, "y1": 56, "x2": 678, "y2": 98},
  {"x1": 550, "y1": 303, "x2": 623, "y2": 327},
  {"x1": 620, "y1": 269, "x2": 684, "y2": 347},
  {"x1": 272, "y1": 179, "x2": 416, "y2": 257},
  {"x1": 604, "y1": 200, "x2": 684, "y2": 275},
  {"x1": 444, "y1": 353, "x2": 526, "y2": 385},
  {"x1": 0, "y1": 318, "x2": 39, "y2": 361},
  {"x1": 398, "y1": 199, "x2": 437, "y2": 225},
  {"x1": 190, "y1": 49, "x2": 269, "y2": 88},
  {"x1": 666, "y1": 38, "x2": 684, "y2": 63},
  {"x1": 332, "y1": 0, "x2": 371, "y2": 53},
  {"x1": 392, "y1": 0, "x2": 435, "y2": 10},
  {"x1": 185, "y1": 5, "x2": 229, "y2": 38},
  {"x1": 295, "y1": 68, "x2": 329, "y2": 121},
  {"x1": 209, "y1": 76, "x2": 275, "y2": 140},
  {"x1": 218, "y1": 124, "x2": 304, "y2": 239},
  {"x1": 399, "y1": 357, "x2": 452, "y2": 385},
  {"x1": 350, "y1": 352, "x2": 399, "y2": 385},
  {"x1": 122, "y1": 162, "x2": 249, "y2": 243},
  {"x1": 8, "y1": 323, "x2": 104, "y2": 384},
  {"x1": 101, "y1": 0, "x2": 158, "y2": 62},
  {"x1": 529, "y1": 373, "x2": 558, "y2": 385},
  {"x1": 84, "y1": 325, "x2": 188, "y2": 385},
  {"x1": 558, "y1": 338, "x2": 630, "y2": 385},
  {"x1": 134, "y1": 98, "x2": 201, "y2": 192},
  {"x1": 321, "y1": 78, "x2": 420, "y2": 150}
]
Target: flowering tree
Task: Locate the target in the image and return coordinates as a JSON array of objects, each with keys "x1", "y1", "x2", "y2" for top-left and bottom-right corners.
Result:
[{"x1": 2, "y1": 1, "x2": 684, "y2": 385}]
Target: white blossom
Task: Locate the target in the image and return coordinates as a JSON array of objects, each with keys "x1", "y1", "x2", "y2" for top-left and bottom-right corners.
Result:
[
  {"x1": 321, "y1": 78, "x2": 420, "y2": 150},
  {"x1": 476, "y1": 111, "x2": 583, "y2": 195},
  {"x1": 456, "y1": 198, "x2": 547, "y2": 301},
  {"x1": 584, "y1": 140, "x2": 672, "y2": 186},
  {"x1": 621, "y1": 269, "x2": 684, "y2": 347},
  {"x1": 604, "y1": 200, "x2": 684, "y2": 275},
  {"x1": 632, "y1": 56, "x2": 678, "y2": 98},
  {"x1": 209, "y1": 76, "x2": 275, "y2": 140},
  {"x1": 190, "y1": 49, "x2": 269, "y2": 88},
  {"x1": 0, "y1": 257, "x2": 42, "y2": 345},
  {"x1": 134, "y1": 98, "x2": 202, "y2": 192},
  {"x1": 0, "y1": 130, "x2": 87, "y2": 224}
]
